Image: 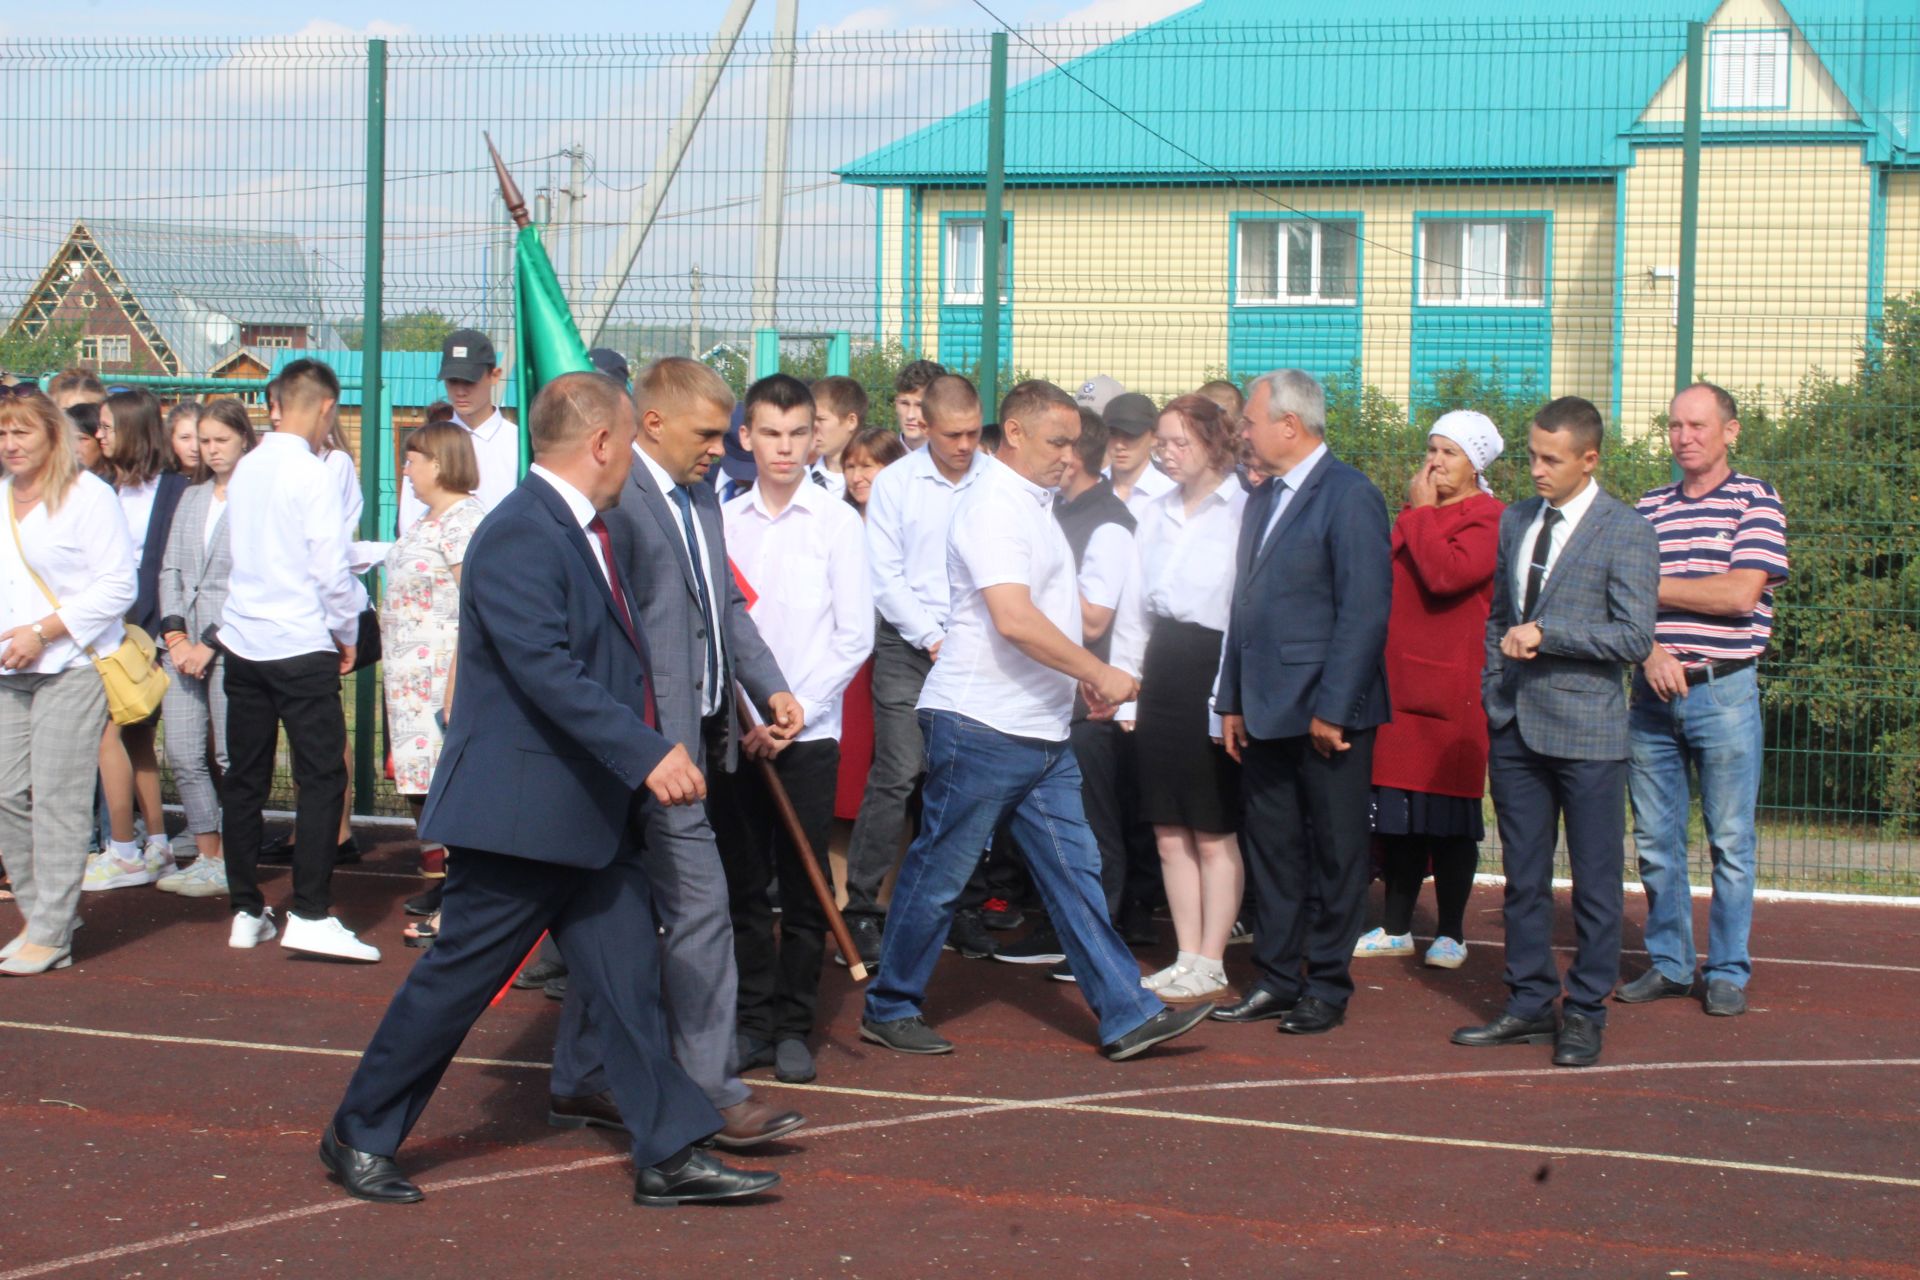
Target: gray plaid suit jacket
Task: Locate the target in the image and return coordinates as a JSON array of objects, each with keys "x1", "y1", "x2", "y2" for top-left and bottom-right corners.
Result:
[
  {"x1": 1482, "y1": 486, "x2": 1658, "y2": 761},
  {"x1": 157, "y1": 480, "x2": 234, "y2": 645}
]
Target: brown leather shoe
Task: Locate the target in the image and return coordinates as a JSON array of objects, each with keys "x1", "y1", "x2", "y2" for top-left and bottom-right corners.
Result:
[
  {"x1": 710, "y1": 1095, "x2": 806, "y2": 1150},
  {"x1": 548, "y1": 1091, "x2": 628, "y2": 1133}
]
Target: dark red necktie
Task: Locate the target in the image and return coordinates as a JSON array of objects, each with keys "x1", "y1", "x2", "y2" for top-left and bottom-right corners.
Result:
[{"x1": 588, "y1": 515, "x2": 657, "y2": 729}]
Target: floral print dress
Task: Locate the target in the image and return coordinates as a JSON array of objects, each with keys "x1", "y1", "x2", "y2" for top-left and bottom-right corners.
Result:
[{"x1": 381, "y1": 498, "x2": 484, "y2": 796}]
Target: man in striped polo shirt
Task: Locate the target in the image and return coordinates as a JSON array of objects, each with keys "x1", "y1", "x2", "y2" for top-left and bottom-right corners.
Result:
[{"x1": 1619, "y1": 382, "x2": 1788, "y2": 1018}]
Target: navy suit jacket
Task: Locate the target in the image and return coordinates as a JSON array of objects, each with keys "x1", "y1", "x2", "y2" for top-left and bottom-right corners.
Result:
[
  {"x1": 1216, "y1": 452, "x2": 1394, "y2": 740},
  {"x1": 419, "y1": 474, "x2": 675, "y2": 868}
]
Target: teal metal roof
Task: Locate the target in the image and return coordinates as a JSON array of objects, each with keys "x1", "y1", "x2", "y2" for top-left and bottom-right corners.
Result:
[
  {"x1": 839, "y1": 0, "x2": 1918, "y2": 185},
  {"x1": 267, "y1": 348, "x2": 519, "y2": 409}
]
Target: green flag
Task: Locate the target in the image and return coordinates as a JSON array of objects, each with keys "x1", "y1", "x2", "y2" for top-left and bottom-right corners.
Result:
[{"x1": 511, "y1": 222, "x2": 594, "y2": 474}]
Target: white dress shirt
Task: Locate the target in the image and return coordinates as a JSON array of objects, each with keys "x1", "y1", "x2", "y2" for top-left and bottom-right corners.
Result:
[
  {"x1": 397, "y1": 406, "x2": 520, "y2": 534},
  {"x1": 0, "y1": 472, "x2": 135, "y2": 675},
  {"x1": 1111, "y1": 460, "x2": 1177, "y2": 522},
  {"x1": 203, "y1": 493, "x2": 229, "y2": 555},
  {"x1": 1512, "y1": 476, "x2": 1602, "y2": 614},
  {"x1": 723, "y1": 480, "x2": 874, "y2": 743},
  {"x1": 118, "y1": 475, "x2": 160, "y2": 572},
  {"x1": 528, "y1": 464, "x2": 614, "y2": 586},
  {"x1": 1260, "y1": 440, "x2": 1329, "y2": 546},
  {"x1": 219, "y1": 432, "x2": 367, "y2": 661},
  {"x1": 1137, "y1": 477, "x2": 1247, "y2": 632},
  {"x1": 865, "y1": 445, "x2": 991, "y2": 650},
  {"x1": 636, "y1": 444, "x2": 730, "y2": 718},
  {"x1": 1078, "y1": 522, "x2": 1135, "y2": 613},
  {"x1": 807, "y1": 461, "x2": 847, "y2": 499},
  {"x1": 919, "y1": 456, "x2": 1082, "y2": 742}
]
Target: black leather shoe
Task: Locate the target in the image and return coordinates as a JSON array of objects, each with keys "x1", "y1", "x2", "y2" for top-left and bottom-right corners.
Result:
[
  {"x1": 319, "y1": 1128, "x2": 423, "y2": 1204},
  {"x1": 549, "y1": 1091, "x2": 628, "y2": 1133},
  {"x1": 1210, "y1": 988, "x2": 1296, "y2": 1023},
  {"x1": 513, "y1": 956, "x2": 566, "y2": 989},
  {"x1": 1277, "y1": 996, "x2": 1345, "y2": 1036},
  {"x1": 737, "y1": 1034, "x2": 776, "y2": 1071},
  {"x1": 1704, "y1": 979, "x2": 1748, "y2": 1017},
  {"x1": 543, "y1": 975, "x2": 568, "y2": 1001},
  {"x1": 634, "y1": 1149, "x2": 780, "y2": 1206},
  {"x1": 1553, "y1": 1013, "x2": 1604, "y2": 1067},
  {"x1": 257, "y1": 834, "x2": 296, "y2": 864},
  {"x1": 1103, "y1": 1000, "x2": 1213, "y2": 1061},
  {"x1": 1450, "y1": 1011, "x2": 1558, "y2": 1047},
  {"x1": 1616, "y1": 968, "x2": 1693, "y2": 1003}
]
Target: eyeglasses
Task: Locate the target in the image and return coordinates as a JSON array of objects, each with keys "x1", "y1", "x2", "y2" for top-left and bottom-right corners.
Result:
[
  {"x1": 2, "y1": 382, "x2": 41, "y2": 398},
  {"x1": 1151, "y1": 436, "x2": 1196, "y2": 456}
]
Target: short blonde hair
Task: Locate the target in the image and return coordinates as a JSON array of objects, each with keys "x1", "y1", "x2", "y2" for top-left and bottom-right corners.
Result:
[
  {"x1": 404, "y1": 421, "x2": 480, "y2": 496},
  {"x1": 1, "y1": 393, "x2": 83, "y2": 513},
  {"x1": 635, "y1": 356, "x2": 735, "y2": 423}
]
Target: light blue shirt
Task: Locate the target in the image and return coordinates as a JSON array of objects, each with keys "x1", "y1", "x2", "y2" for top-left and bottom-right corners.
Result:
[{"x1": 1260, "y1": 440, "x2": 1329, "y2": 547}]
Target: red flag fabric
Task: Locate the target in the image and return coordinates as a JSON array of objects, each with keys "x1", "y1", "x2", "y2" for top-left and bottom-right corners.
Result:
[{"x1": 730, "y1": 557, "x2": 757, "y2": 610}]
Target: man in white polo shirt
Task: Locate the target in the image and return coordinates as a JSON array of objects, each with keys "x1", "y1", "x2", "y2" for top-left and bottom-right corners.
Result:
[
  {"x1": 396, "y1": 329, "x2": 520, "y2": 534},
  {"x1": 717, "y1": 374, "x2": 874, "y2": 1086},
  {"x1": 858, "y1": 380, "x2": 1214, "y2": 1062}
]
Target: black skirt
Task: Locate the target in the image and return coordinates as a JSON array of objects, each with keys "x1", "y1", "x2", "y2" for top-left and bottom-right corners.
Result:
[
  {"x1": 1370, "y1": 785, "x2": 1485, "y2": 841},
  {"x1": 1134, "y1": 616, "x2": 1240, "y2": 833}
]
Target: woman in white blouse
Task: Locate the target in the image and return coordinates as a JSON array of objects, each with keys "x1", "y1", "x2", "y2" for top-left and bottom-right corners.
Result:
[
  {"x1": 1120, "y1": 394, "x2": 1248, "y2": 1003},
  {"x1": 0, "y1": 392, "x2": 137, "y2": 974}
]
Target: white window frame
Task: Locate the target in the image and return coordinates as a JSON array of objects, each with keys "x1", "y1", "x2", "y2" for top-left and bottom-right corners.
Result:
[
  {"x1": 77, "y1": 336, "x2": 99, "y2": 362},
  {"x1": 256, "y1": 334, "x2": 294, "y2": 349},
  {"x1": 1710, "y1": 28, "x2": 1790, "y2": 111},
  {"x1": 1235, "y1": 218, "x2": 1359, "y2": 306},
  {"x1": 1418, "y1": 218, "x2": 1547, "y2": 307},
  {"x1": 942, "y1": 216, "x2": 1009, "y2": 307},
  {"x1": 98, "y1": 334, "x2": 131, "y2": 363}
]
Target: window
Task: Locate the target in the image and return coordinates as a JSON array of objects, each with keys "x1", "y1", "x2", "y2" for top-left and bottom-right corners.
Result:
[
  {"x1": 79, "y1": 290, "x2": 97, "y2": 309},
  {"x1": 78, "y1": 337, "x2": 97, "y2": 361},
  {"x1": 257, "y1": 335, "x2": 294, "y2": 349},
  {"x1": 1237, "y1": 218, "x2": 1358, "y2": 305},
  {"x1": 1419, "y1": 219, "x2": 1546, "y2": 305},
  {"x1": 100, "y1": 335, "x2": 131, "y2": 362},
  {"x1": 943, "y1": 217, "x2": 1009, "y2": 305},
  {"x1": 1710, "y1": 29, "x2": 1789, "y2": 110}
]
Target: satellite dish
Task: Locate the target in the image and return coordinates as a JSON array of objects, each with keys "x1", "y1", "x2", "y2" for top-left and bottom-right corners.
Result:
[{"x1": 202, "y1": 313, "x2": 239, "y2": 348}]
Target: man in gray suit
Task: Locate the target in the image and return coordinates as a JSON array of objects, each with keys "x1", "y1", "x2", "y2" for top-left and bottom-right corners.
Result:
[
  {"x1": 550, "y1": 357, "x2": 807, "y2": 1149},
  {"x1": 1452, "y1": 396, "x2": 1658, "y2": 1068}
]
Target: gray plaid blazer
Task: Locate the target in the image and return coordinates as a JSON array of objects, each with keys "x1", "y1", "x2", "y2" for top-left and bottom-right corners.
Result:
[
  {"x1": 157, "y1": 481, "x2": 234, "y2": 645},
  {"x1": 1482, "y1": 487, "x2": 1659, "y2": 761}
]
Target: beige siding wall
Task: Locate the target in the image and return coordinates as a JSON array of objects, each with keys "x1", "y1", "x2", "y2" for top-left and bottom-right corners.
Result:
[
  {"x1": 1620, "y1": 144, "x2": 1873, "y2": 432},
  {"x1": 1640, "y1": 0, "x2": 1858, "y2": 126},
  {"x1": 1886, "y1": 172, "x2": 1920, "y2": 303}
]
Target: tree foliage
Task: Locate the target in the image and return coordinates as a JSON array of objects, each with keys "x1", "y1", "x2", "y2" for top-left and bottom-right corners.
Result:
[
  {"x1": 339, "y1": 309, "x2": 458, "y2": 353},
  {"x1": 0, "y1": 321, "x2": 83, "y2": 378}
]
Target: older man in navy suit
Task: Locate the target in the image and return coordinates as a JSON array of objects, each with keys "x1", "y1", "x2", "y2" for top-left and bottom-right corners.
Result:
[
  {"x1": 323, "y1": 372, "x2": 777, "y2": 1208},
  {"x1": 1211, "y1": 369, "x2": 1393, "y2": 1037}
]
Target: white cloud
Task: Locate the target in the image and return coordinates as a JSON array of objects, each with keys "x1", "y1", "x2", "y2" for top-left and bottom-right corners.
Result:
[{"x1": 1052, "y1": 0, "x2": 1193, "y2": 29}]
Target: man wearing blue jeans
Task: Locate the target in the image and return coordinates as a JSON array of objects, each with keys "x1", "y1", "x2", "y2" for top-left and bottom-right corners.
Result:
[
  {"x1": 1623, "y1": 382, "x2": 1788, "y2": 1018},
  {"x1": 859, "y1": 380, "x2": 1212, "y2": 1061}
]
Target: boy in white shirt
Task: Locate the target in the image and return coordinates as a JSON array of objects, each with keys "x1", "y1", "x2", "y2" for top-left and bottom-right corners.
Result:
[
  {"x1": 805, "y1": 375, "x2": 866, "y2": 497},
  {"x1": 717, "y1": 374, "x2": 874, "y2": 1085}
]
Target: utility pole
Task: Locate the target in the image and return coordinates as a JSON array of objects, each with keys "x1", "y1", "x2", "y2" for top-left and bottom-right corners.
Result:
[
  {"x1": 565, "y1": 142, "x2": 587, "y2": 321},
  {"x1": 751, "y1": 0, "x2": 799, "y2": 339},
  {"x1": 690, "y1": 264, "x2": 703, "y2": 358}
]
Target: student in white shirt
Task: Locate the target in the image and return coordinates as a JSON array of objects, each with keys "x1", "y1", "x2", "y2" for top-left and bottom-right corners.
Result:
[
  {"x1": 716, "y1": 374, "x2": 874, "y2": 1086},
  {"x1": 218, "y1": 359, "x2": 378, "y2": 964},
  {"x1": 0, "y1": 392, "x2": 137, "y2": 975},
  {"x1": 841, "y1": 375, "x2": 990, "y2": 965},
  {"x1": 396, "y1": 329, "x2": 520, "y2": 533},
  {"x1": 804, "y1": 375, "x2": 866, "y2": 498},
  {"x1": 1102, "y1": 392, "x2": 1177, "y2": 519},
  {"x1": 1114, "y1": 394, "x2": 1249, "y2": 1004},
  {"x1": 858, "y1": 380, "x2": 1212, "y2": 1063}
]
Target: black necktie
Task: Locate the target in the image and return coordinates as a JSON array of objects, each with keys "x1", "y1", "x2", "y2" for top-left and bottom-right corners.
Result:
[
  {"x1": 811, "y1": 469, "x2": 831, "y2": 489},
  {"x1": 1522, "y1": 506, "x2": 1563, "y2": 621},
  {"x1": 670, "y1": 485, "x2": 720, "y2": 701}
]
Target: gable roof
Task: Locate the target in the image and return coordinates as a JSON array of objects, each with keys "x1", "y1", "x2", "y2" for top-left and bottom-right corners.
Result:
[{"x1": 839, "y1": 0, "x2": 1917, "y2": 186}]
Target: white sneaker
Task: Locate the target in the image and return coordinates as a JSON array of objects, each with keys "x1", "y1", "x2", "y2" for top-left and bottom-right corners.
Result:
[
  {"x1": 229, "y1": 907, "x2": 277, "y2": 949},
  {"x1": 1352, "y1": 927, "x2": 1414, "y2": 958},
  {"x1": 171, "y1": 859, "x2": 230, "y2": 899},
  {"x1": 82, "y1": 851, "x2": 155, "y2": 892},
  {"x1": 280, "y1": 914, "x2": 381, "y2": 963},
  {"x1": 1141, "y1": 960, "x2": 1190, "y2": 991},
  {"x1": 144, "y1": 836, "x2": 175, "y2": 878}
]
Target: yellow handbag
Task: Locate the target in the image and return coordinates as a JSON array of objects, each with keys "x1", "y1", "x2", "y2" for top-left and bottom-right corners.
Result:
[{"x1": 8, "y1": 495, "x2": 169, "y2": 725}]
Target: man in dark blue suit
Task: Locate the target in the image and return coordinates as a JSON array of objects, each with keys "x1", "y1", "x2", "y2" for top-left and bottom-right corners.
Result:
[
  {"x1": 322, "y1": 372, "x2": 777, "y2": 1207},
  {"x1": 1211, "y1": 369, "x2": 1393, "y2": 1036}
]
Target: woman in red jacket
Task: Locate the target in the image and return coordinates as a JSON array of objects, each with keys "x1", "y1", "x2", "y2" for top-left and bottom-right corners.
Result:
[{"x1": 1353, "y1": 411, "x2": 1506, "y2": 970}]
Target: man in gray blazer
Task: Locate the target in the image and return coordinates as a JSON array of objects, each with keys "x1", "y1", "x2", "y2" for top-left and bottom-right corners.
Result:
[
  {"x1": 550, "y1": 357, "x2": 807, "y2": 1150},
  {"x1": 1452, "y1": 396, "x2": 1658, "y2": 1068}
]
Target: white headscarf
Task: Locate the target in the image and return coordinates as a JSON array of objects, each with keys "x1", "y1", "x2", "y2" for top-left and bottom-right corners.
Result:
[{"x1": 1428, "y1": 410, "x2": 1504, "y2": 495}]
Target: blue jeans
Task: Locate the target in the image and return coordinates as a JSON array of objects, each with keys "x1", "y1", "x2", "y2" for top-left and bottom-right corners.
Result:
[
  {"x1": 863, "y1": 711, "x2": 1163, "y2": 1045},
  {"x1": 1628, "y1": 664, "x2": 1764, "y2": 987}
]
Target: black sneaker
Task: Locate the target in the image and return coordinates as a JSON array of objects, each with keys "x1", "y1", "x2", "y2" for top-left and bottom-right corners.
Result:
[
  {"x1": 944, "y1": 908, "x2": 997, "y2": 959},
  {"x1": 1048, "y1": 959, "x2": 1076, "y2": 983},
  {"x1": 1227, "y1": 917, "x2": 1253, "y2": 947},
  {"x1": 513, "y1": 955, "x2": 566, "y2": 989},
  {"x1": 836, "y1": 915, "x2": 883, "y2": 969},
  {"x1": 333, "y1": 837, "x2": 362, "y2": 866},
  {"x1": 980, "y1": 897, "x2": 1025, "y2": 931},
  {"x1": 859, "y1": 1015, "x2": 954, "y2": 1055},
  {"x1": 544, "y1": 975, "x2": 568, "y2": 1001},
  {"x1": 993, "y1": 922, "x2": 1065, "y2": 966}
]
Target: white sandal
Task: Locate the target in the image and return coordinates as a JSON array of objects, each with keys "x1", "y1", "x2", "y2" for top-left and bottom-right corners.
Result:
[
  {"x1": 1158, "y1": 968, "x2": 1230, "y2": 1003},
  {"x1": 1141, "y1": 961, "x2": 1189, "y2": 991}
]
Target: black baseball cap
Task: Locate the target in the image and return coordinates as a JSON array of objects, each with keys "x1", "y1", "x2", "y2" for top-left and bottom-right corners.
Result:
[
  {"x1": 1103, "y1": 392, "x2": 1158, "y2": 438},
  {"x1": 438, "y1": 329, "x2": 498, "y2": 383},
  {"x1": 587, "y1": 347, "x2": 631, "y2": 385}
]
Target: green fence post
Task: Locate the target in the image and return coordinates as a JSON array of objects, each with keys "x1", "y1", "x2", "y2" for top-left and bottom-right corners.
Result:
[
  {"x1": 1674, "y1": 21, "x2": 1704, "y2": 397},
  {"x1": 355, "y1": 37, "x2": 388, "y2": 817},
  {"x1": 752, "y1": 328, "x2": 781, "y2": 379},
  {"x1": 826, "y1": 331, "x2": 851, "y2": 376},
  {"x1": 978, "y1": 31, "x2": 1008, "y2": 407}
]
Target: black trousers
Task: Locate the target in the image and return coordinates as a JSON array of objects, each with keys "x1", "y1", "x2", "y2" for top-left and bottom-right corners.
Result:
[
  {"x1": 1487, "y1": 724, "x2": 1626, "y2": 1024},
  {"x1": 711, "y1": 738, "x2": 840, "y2": 1042},
  {"x1": 220, "y1": 649, "x2": 347, "y2": 920},
  {"x1": 332, "y1": 843, "x2": 720, "y2": 1168},
  {"x1": 1241, "y1": 729, "x2": 1376, "y2": 1010}
]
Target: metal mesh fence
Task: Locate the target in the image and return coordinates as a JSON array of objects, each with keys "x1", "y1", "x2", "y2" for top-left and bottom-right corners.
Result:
[{"x1": 2, "y1": 18, "x2": 1914, "y2": 891}]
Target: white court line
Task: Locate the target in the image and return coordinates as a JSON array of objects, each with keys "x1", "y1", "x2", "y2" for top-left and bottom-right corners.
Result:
[
  {"x1": 1414, "y1": 934, "x2": 1920, "y2": 976},
  {"x1": 1468, "y1": 872, "x2": 1920, "y2": 909},
  {"x1": 3, "y1": 1028, "x2": 1916, "y2": 1280}
]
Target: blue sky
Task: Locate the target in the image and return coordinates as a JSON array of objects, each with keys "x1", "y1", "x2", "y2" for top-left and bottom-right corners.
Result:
[{"x1": 2, "y1": 0, "x2": 1192, "y2": 38}]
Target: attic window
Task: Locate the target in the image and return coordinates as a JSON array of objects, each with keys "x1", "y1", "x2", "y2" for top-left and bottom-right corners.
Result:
[
  {"x1": 1710, "y1": 29, "x2": 1789, "y2": 111},
  {"x1": 79, "y1": 290, "x2": 97, "y2": 309}
]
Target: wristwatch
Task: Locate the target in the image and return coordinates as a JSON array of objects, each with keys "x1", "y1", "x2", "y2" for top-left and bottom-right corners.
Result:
[{"x1": 28, "y1": 622, "x2": 45, "y2": 643}]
